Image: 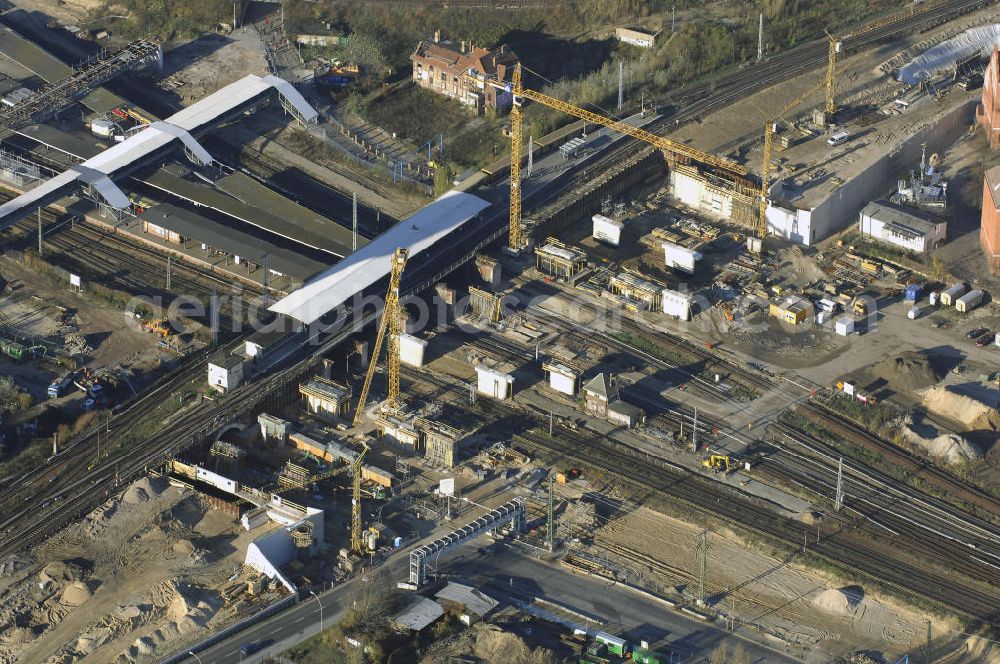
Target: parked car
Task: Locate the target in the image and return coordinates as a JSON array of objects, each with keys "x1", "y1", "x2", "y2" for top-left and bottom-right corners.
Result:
[
  {"x1": 976, "y1": 332, "x2": 994, "y2": 347},
  {"x1": 966, "y1": 327, "x2": 990, "y2": 339}
]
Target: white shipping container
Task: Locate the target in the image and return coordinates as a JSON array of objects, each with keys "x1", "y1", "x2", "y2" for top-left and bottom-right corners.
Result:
[
  {"x1": 476, "y1": 365, "x2": 513, "y2": 399},
  {"x1": 929, "y1": 291, "x2": 938, "y2": 306},
  {"x1": 548, "y1": 370, "x2": 576, "y2": 395},
  {"x1": 592, "y1": 214, "x2": 623, "y2": 246},
  {"x1": 661, "y1": 288, "x2": 694, "y2": 321},
  {"x1": 91, "y1": 119, "x2": 115, "y2": 137},
  {"x1": 907, "y1": 306, "x2": 920, "y2": 319},
  {"x1": 662, "y1": 242, "x2": 702, "y2": 275},
  {"x1": 940, "y1": 283, "x2": 965, "y2": 306},
  {"x1": 817, "y1": 310, "x2": 828, "y2": 325},
  {"x1": 398, "y1": 333, "x2": 428, "y2": 367},
  {"x1": 835, "y1": 316, "x2": 854, "y2": 336},
  {"x1": 955, "y1": 289, "x2": 983, "y2": 313}
]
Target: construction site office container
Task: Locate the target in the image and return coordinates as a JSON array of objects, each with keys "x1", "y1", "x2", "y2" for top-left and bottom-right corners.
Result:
[
  {"x1": 929, "y1": 291, "x2": 938, "y2": 306},
  {"x1": 904, "y1": 283, "x2": 923, "y2": 301},
  {"x1": 595, "y1": 633, "x2": 627, "y2": 656},
  {"x1": 940, "y1": 283, "x2": 966, "y2": 306},
  {"x1": 955, "y1": 289, "x2": 984, "y2": 313},
  {"x1": 835, "y1": 316, "x2": 854, "y2": 336}
]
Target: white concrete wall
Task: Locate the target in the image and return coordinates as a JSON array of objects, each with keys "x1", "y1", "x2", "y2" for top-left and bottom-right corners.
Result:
[
  {"x1": 476, "y1": 366, "x2": 513, "y2": 399},
  {"x1": 549, "y1": 371, "x2": 576, "y2": 395},
  {"x1": 662, "y1": 289, "x2": 693, "y2": 321},
  {"x1": 399, "y1": 334, "x2": 428, "y2": 367},
  {"x1": 662, "y1": 242, "x2": 701, "y2": 274},
  {"x1": 195, "y1": 467, "x2": 238, "y2": 494},
  {"x1": 774, "y1": 98, "x2": 977, "y2": 245},
  {"x1": 593, "y1": 214, "x2": 623, "y2": 246}
]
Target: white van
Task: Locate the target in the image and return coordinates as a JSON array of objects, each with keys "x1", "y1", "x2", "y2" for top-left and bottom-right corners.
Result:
[{"x1": 827, "y1": 130, "x2": 850, "y2": 146}]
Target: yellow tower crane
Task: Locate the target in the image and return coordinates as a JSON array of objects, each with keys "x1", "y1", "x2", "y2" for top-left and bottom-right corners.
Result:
[
  {"x1": 825, "y1": 34, "x2": 842, "y2": 120},
  {"x1": 500, "y1": 64, "x2": 750, "y2": 252},
  {"x1": 352, "y1": 247, "x2": 408, "y2": 427},
  {"x1": 759, "y1": 79, "x2": 829, "y2": 240},
  {"x1": 823, "y1": 1, "x2": 948, "y2": 123},
  {"x1": 351, "y1": 445, "x2": 368, "y2": 554}
]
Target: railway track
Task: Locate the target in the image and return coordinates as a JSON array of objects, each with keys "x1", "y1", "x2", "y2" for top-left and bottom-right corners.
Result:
[
  {"x1": 512, "y1": 426, "x2": 1000, "y2": 624},
  {"x1": 793, "y1": 401, "x2": 1000, "y2": 519},
  {"x1": 0, "y1": 195, "x2": 264, "y2": 303},
  {"x1": 406, "y1": 366, "x2": 1000, "y2": 623}
]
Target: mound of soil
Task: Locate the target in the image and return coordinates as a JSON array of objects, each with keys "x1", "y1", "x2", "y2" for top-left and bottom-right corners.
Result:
[
  {"x1": 38, "y1": 560, "x2": 84, "y2": 585},
  {"x1": 811, "y1": 586, "x2": 864, "y2": 615},
  {"x1": 60, "y1": 581, "x2": 93, "y2": 606},
  {"x1": 921, "y1": 385, "x2": 994, "y2": 428},
  {"x1": 902, "y1": 424, "x2": 982, "y2": 464},
  {"x1": 873, "y1": 351, "x2": 943, "y2": 392},
  {"x1": 123, "y1": 476, "x2": 167, "y2": 505}
]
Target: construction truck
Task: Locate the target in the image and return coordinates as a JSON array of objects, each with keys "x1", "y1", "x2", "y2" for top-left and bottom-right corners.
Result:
[
  {"x1": 702, "y1": 454, "x2": 737, "y2": 474},
  {"x1": 141, "y1": 319, "x2": 173, "y2": 338},
  {"x1": 852, "y1": 297, "x2": 869, "y2": 316}
]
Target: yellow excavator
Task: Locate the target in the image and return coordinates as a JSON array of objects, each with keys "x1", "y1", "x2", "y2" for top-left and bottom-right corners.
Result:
[{"x1": 702, "y1": 454, "x2": 737, "y2": 474}]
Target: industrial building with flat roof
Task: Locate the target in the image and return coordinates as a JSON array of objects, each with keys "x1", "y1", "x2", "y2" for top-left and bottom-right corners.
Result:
[{"x1": 858, "y1": 200, "x2": 946, "y2": 254}]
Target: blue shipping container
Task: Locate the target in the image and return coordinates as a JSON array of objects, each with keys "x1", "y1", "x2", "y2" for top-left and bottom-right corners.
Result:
[{"x1": 904, "y1": 284, "x2": 923, "y2": 301}]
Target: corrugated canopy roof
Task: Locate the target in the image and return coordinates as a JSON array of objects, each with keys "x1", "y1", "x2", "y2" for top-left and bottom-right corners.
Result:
[{"x1": 270, "y1": 191, "x2": 490, "y2": 324}]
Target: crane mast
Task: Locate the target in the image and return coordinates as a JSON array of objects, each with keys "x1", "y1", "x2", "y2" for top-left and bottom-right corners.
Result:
[
  {"x1": 509, "y1": 64, "x2": 524, "y2": 251},
  {"x1": 501, "y1": 63, "x2": 749, "y2": 252},
  {"x1": 352, "y1": 247, "x2": 408, "y2": 427},
  {"x1": 351, "y1": 445, "x2": 369, "y2": 553}
]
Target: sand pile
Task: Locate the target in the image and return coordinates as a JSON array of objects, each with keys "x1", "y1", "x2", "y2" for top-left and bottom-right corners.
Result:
[
  {"x1": 901, "y1": 423, "x2": 981, "y2": 465},
  {"x1": 921, "y1": 385, "x2": 994, "y2": 428},
  {"x1": 123, "y1": 476, "x2": 166, "y2": 505},
  {"x1": 60, "y1": 581, "x2": 93, "y2": 607},
  {"x1": 172, "y1": 539, "x2": 195, "y2": 556},
  {"x1": 38, "y1": 560, "x2": 84, "y2": 586},
  {"x1": 473, "y1": 624, "x2": 553, "y2": 663},
  {"x1": 811, "y1": 586, "x2": 864, "y2": 615},
  {"x1": 873, "y1": 351, "x2": 942, "y2": 392}
]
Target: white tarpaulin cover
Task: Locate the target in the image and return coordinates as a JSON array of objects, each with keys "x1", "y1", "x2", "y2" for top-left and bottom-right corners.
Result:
[{"x1": 898, "y1": 25, "x2": 1000, "y2": 85}]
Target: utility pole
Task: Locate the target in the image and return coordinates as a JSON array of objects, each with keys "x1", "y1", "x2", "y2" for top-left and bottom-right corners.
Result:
[
  {"x1": 692, "y1": 406, "x2": 698, "y2": 451},
  {"x1": 546, "y1": 473, "x2": 554, "y2": 552},
  {"x1": 833, "y1": 456, "x2": 845, "y2": 511},
  {"x1": 210, "y1": 287, "x2": 219, "y2": 347},
  {"x1": 165, "y1": 254, "x2": 172, "y2": 290},
  {"x1": 697, "y1": 530, "x2": 708, "y2": 606},
  {"x1": 352, "y1": 192, "x2": 358, "y2": 252},
  {"x1": 617, "y1": 60, "x2": 624, "y2": 112},
  {"x1": 757, "y1": 13, "x2": 764, "y2": 61},
  {"x1": 549, "y1": 411, "x2": 554, "y2": 435},
  {"x1": 671, "y1": 5, "x2": 676, "y2": 33},
  {"x1": 261, "y1": 253, "x2": 270, "y2": 307},
  {"x1": 37, "y1": 208, "x2": 42, "y2": 255}
]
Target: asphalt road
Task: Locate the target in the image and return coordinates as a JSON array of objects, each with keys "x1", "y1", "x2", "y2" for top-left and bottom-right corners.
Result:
[{"x1": 190, "y1": 541, "x2": 801, "y2": 664}]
